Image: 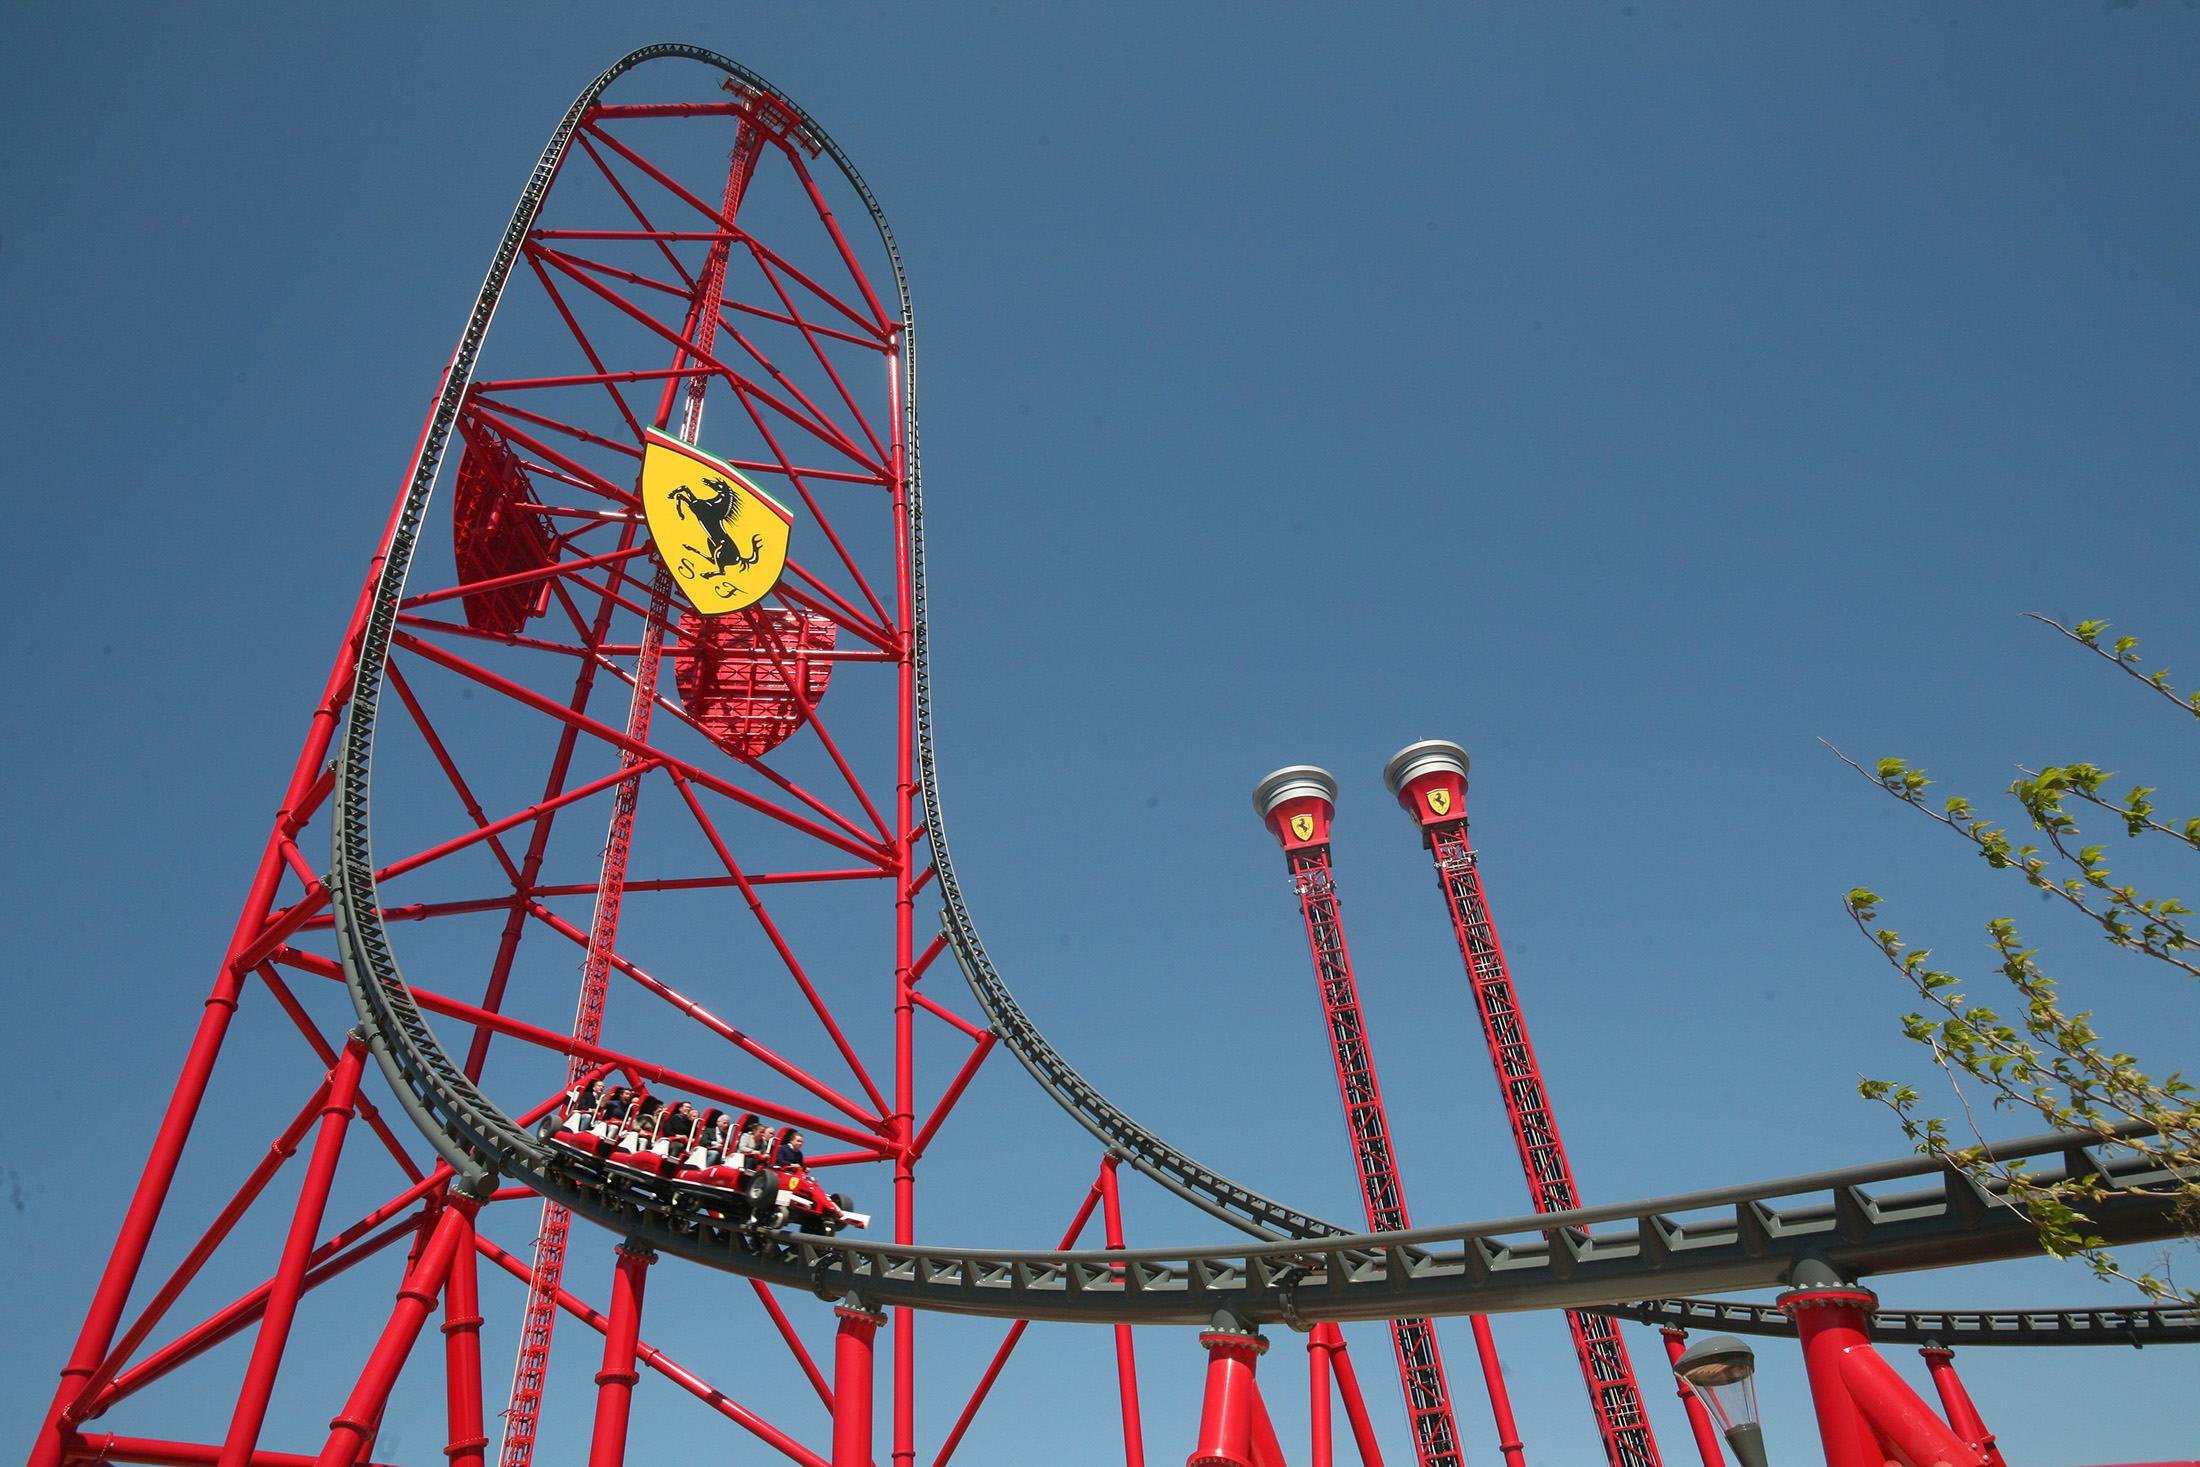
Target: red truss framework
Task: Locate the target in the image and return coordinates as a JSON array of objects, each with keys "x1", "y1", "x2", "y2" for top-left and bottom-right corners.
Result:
[
  {"x1": 26, "y1": 54, "x2": 1169, "y2": 1467},
  {"x1": 27, "y1": 48, "x2": 1733, "y2": 1467}
]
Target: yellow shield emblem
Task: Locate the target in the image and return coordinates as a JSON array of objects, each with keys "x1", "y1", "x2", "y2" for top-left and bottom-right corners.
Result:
[
  {"x1": 640, "y1": 429, "x2": 793, "y2": 616},
  {"x1": 1290, "y1": 813, "x2": 1316, "y2": 841},
  {"x1": 1426, "y1": 789, "x2": 1453, "y2": 817}
]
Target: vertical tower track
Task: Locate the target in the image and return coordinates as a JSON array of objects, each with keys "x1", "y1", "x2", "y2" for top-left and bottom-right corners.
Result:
[{"x1": 495, "y1": 105, "x2": 767, "y2": 1467}]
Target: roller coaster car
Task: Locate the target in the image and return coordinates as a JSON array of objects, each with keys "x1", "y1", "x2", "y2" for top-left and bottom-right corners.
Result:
[
  {"x1": 540, "y1": 1111, "x2": 619, "y2": 1159},
  {"x1": 537, "y1": 1113, "x2": 866, "y2": 1234},
  {"x1": 741, "y1": 1164, "x2": 869, "y2": 1235}
]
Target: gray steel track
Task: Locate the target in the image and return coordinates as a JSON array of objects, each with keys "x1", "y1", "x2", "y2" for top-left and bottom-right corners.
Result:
[
  {"x1": 327, "y1": 44, "x2": 2191, "y2": 1327},
  {"x1": 1588, "y1": 1298, "x2": 2199, "y2": 1348}
]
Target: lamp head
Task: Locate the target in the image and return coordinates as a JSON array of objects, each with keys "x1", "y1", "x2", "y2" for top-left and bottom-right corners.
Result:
[{"x1": 1673, "y1": 1334, "x2": 1760, "y2": 1433}]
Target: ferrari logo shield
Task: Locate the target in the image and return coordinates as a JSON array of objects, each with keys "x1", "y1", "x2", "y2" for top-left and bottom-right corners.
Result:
[
  {"x1": 1290, "y1": 813, "x2": 1316, "y2": 841},
  {"x1": 1426, "y1": 789, "x2": 1453, "y2": 817},
  {"x1": 640, "y1": 429, "x2": 793, "y2": 616}
]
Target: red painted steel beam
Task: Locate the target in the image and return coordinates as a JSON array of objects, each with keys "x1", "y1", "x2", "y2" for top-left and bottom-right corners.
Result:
[
  {"x1": 1097, "y1": 1158, "x2": 1146, "y2": 1467},
  {"x1": 1309, "y1": 1330, "x2": 1335, "y2": 1467},
  {"x1": 271, "y1": 946, "x2": 886, "y2": 1149},
  {"x1": 519, "y1": 899, "x2": 882, "y2": 1124},
  {"x1": 529, "y1": 243, "x2": 881, "y2": 473},
  {"x1": 908, "y1": 1033, "x2": 996, "y2": 1160},
  {"x1": 63, "y1": 1435, "x2": 398, "y2": 1467},
  {"x1": 313, "y1": 1201, "x2": 476, "y2": 1467},
  {"x1": 471, "y1": 1233, "x2": 827, "y2": 1467},
  {"x1": 91, "y1": 1078, "x2": 577, "y2": 1418},
  {"x1": 930, "y1": 1168, "x2": 1106, "y2": 1467},
  {"x1": 78, "y1": 1085, "x2": 332, "y2": 1415},
  {"x1": 391, "y1": 630, "x2": 890, "y2": 866},
  {"x1": 1657, "y1": 1329, "x2": 1727, "y2": 1467},
  {"x1": 576, "y1": 124, "x2": 887, "y2": 344},
  {"x1": 1388, "y1": 744, "x2": 1661, "y2": 1467},
  {"x1": 443, "y1": 1213, "x2": 489, "y2": 1467},
  {"x1": 1778, "y1": 1283, "x2": 1887, "y2": 1467},
  {"x1": 1919, "y1": 1345, "x2": 2005, "y2": 1467},
  {"x1": 1836, "y1": 1347, "x2": 1984, "y2": 1467},
  {"x1": 586, "y1": 1246, "x2": 655, "y2": 1467},
  {"x1": 1322, "y1": 1326, "x2": 1389, "y2": 1467},
  {"x1": 832, "y1": 1306, "x2": 886, "y2": 1467},
  {"x1": 752, "y1": 1281, "x2": 836, "y2": 1412},
  {"x1": 663, "y1": 771, "x2": 893, "y2": 1116},
  {"x1": 1188, "y1": 1328, "x2": 1269, "y2": 1467},
  {"x1": 217, "y1": 1042, "x2": 368, "y2": 1467},
  {"x1": 32, "y1": 514, "x2": 405, "y2": 1467},
  {"x1": 252, "y1": 967, "x2": 426, "y2": 1184}
]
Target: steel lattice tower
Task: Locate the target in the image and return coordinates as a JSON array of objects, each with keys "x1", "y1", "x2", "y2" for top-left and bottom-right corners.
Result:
[
  {"x1": 1255, "y1": 767, "x2": 1526, "y2": 1467},
  {"x1": 1384, "y1": 741, "x2": 1665, "y2": 1467}
]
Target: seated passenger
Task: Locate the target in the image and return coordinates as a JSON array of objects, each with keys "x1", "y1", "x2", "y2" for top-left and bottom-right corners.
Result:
[
  {"x1": 679, "y1": 1111, "x2": 753, "y2": 1189},
  {"x1": 555, "y1": 1080, "x2": 602, "y2": 1135},
  {"x1": 608, "y1": 1098, "x2": 665, "y2": 1169},
  {"x1": 554, "y1": 1083, "x2": 626, "y2": 1157},
  {"x1": 563, "y1": 1078, "x2": 605, "y2": 1123},
  {"x1": 657, "y1": 1102, "x2": 698, "y2": 1158},
  {"x1": 771, "y1": 1129, "x2": 807, "y2": 1171},
  {"x1": 683, "y1": 1108, "x2": 728, "y2": 1169}
]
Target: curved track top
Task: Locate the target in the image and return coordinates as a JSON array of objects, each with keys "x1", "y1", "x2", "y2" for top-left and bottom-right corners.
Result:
[{"x1": 330, "y1": 44, "x2": 2188, "y2": 1328}]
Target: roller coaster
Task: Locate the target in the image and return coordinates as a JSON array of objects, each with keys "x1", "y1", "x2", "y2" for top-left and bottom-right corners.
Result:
[{"x1": 31, "y1": 44, "x2": 2192, "y2": 1467}]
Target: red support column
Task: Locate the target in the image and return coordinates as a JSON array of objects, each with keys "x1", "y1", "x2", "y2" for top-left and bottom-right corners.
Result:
[
  {"x1": 1098, "y1": 1158, "x2": 1148, "y2": 1467},
  {"x1": 218, "y1": 1041, "x2": 369, "y2": 1467},
  {"x1": 833, "y1": 1303, "x2": 886, "y2": 1467},
  {"x1": 1919, "y1": 1344, "x2": 2006, "y2": 1467},
  {"x1": 1252, "y1": 767, "x2": 1473, "y2": 1467},
  {"x1": 1657, "y1": 1329, "x2": 1726, "y2": 1467},
  {"x1": 313, "y1": 1200, "x2": 475, "y2": 1467},
  {"x1": 1188, "y1": 1325, "x2": 1268, "y2": 1467},
  {"x1": 1467, "y1": 1318, "x2": 1527, "y2": 1467},
  {"x1": 1835, "y1": 1346, "x2": 1984, "y2": 1467},
  {"x1": 1320, "y1": 1327, "x2": 1387, "y2": 1467},
  {"x1": 1248, "y1": 1392, "x2": 1289, "y2": 1467},
  {"x1": 586, "y1": 1244, "x2": 655, "y2": 1467},
  {"x1": 1776, "y1": 1277, "x2": 1888, "y2": 1467},
  {"x1": 442, "y1": 1211, "x2": 488, "y2": 1467},
  {"x1": 1386, "y1": 740, "x2": 1662, "y2": 1467},
  {"x1": 1309, "y1": 1329, "x2": 1336, "y2": 1467}
]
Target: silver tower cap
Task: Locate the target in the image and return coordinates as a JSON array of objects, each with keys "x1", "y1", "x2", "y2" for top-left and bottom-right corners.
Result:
[
  {"x1": 1252, "y1": 764, "x2": 1339, "y2": 819},
  {"x1": 1382, "y1": 739, "x2": 1470, "y2": 798}
]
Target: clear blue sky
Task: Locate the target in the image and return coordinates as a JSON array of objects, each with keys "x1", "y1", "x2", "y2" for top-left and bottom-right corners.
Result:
[{"x1": 3, "y1": 4, "x2": 2195, "y2": 1465}]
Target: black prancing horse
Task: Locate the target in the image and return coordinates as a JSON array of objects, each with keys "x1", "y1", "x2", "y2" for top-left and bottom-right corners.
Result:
[{"x1": 668, "y1": 476, "x2": 765, "y2": 577}]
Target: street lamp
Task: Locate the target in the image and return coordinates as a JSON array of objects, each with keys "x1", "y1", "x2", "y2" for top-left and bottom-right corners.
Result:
[{"x1": 1673, "y1": 1333, "x2": 1769, "y2": 1467}]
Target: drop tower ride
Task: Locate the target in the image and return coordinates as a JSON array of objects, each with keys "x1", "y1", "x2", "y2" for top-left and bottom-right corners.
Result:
[{"x1": 1385, "y1": 740, "x2": 1664, "y2": 1467}]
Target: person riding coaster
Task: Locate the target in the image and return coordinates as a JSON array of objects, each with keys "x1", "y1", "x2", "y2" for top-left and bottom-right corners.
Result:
[
  {"x1": 549, "y1": 1082, "x2": 627, "y2": 1159},
  {"x1": 676, "y1": 1110, "x2": 753, "y2": 1190}
]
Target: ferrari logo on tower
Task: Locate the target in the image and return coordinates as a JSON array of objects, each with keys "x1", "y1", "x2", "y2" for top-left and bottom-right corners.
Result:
[
  {"x1": 640, "y1": 429, "x2": 793, "y2": 615},
  {"x1": 1426, "y1": 788, "x2": 1452, "y2": 817},
  {"x1": 1290, "y1": 813, "x2": 1316, "y2": 842}
]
